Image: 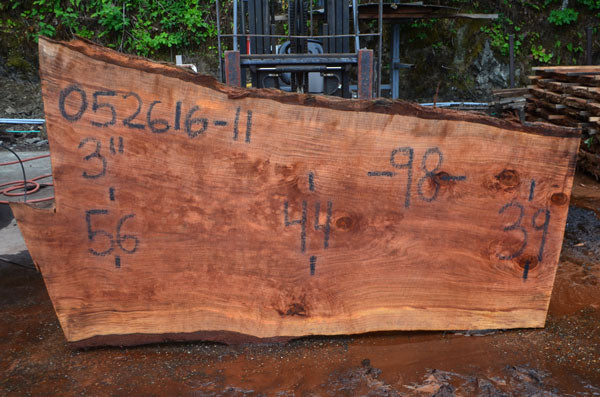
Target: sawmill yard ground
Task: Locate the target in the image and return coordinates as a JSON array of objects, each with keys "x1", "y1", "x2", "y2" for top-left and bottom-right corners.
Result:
[{"x1": 1, "y1": 78, "x2": 600, "y2": 395}]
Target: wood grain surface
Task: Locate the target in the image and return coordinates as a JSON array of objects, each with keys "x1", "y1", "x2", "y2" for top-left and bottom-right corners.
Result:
[{"x1": 11, "y1": 37, "x2": 581, "y2": 346}]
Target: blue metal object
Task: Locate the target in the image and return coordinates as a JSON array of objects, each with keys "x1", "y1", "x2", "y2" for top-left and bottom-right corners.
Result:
[
  {"x1": 391, "y1": 24, "x2": 400, "y2": 99},
  {"x1": 0, "y1": 118, "x2": 45, "y2": 124},
  {"x1": 390, "y1": 23, "x2": 414, "y2": 99},
  {"x1": 420, "y1": 102, "x2": 489, "y2": 107}
]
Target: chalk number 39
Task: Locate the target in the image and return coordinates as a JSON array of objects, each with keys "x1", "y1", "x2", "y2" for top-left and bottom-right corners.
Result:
[{"x1": 497, "y1": 201, "x2": 550, "y2": 262}]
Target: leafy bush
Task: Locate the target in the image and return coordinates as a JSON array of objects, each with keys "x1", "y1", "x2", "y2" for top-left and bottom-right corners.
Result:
[
  {"x1": 480, "y1": 23, "x2": 522, "y2": 56},
  {"x1": 531, "y1": 44, "x2": 554, "y2": 63},
  {"x1": 6, "y1": 0, "x2": 220, "y2": 56},
  {"x1": 566, "y1": 42, "x2": 583, "y2": 53},
  {"x1": 547, "y1": 8, "x2": 579, "y2": 25},
  {"x1": 408, "y1": 19, "x2": 437, "y2": 41},
  {"x1": 577, "y1": 0, "x2": 600, "y2": 10}
]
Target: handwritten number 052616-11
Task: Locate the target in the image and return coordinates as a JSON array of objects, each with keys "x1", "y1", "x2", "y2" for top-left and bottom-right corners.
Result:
[{"x1": 58, "y1": 84, "x2": 231, "y2": 139}]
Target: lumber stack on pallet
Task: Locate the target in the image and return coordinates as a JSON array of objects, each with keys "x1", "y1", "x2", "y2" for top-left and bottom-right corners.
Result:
[
  {"x1": 11, "y1": 38, "x2": 581, "y2": 347},
  {"x1": 527, "y1": 66, "x2": 600, "y2": 179},
  {"x1": 491, "y1": 88, "x2": 529, "y2": 122}
]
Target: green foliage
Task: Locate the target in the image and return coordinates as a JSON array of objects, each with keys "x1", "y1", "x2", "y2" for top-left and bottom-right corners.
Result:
[
  {"x1": 523, "y1": 1, "x2": 542, "y2": 11},
  {"x1": 91, "y1": 2, "x2": 127, "y2": 39},
  {"x1": 547, "y1": 8, "x2": 579, "y2": 26},
  {"x1": 409, "y1": 19, "x2": 437, "y2": 41},
  {"x1": 479, "y1": 22, "x2": 522, "y2": 56},
  {"x1": 566, "y1": 42, "x2": 583, "y2": 53},
  {"x1": 564, "y1": 41, "x2": 584, "y2": 63},
  {"x1": 531, "y1": 44, "x2": 553, "y2": 63},
  {"x1": 584, "y1": 136, "x2": 596, "y2": 148},
  {"x1": 577, "y1": 0, "x2": 600, "y2": 10},
  {"x1": 6, "y1": 0, "x2": 219, "y2": 56}
]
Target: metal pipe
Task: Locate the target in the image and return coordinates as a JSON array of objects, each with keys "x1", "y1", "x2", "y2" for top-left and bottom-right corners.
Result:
[
  {"x1": 420, "y1": 102, "x2": 489, "y2": 107},
  {"x1": 310, "y1": 0, "x2": 313, "y2": 36},
  {"x1": 233, "y1": 0, "x2": 238, "y2": 51},
  {"x1": 220, "y1": 33, "x2": 380, "y2": 38},
  {"x1": 509, "y1": 34, "x2": 514, "y2": 88},
  {"x1": 240, "y1": 54, "x2": 358, "y2": 65},
  {"x1": 240, "y1": 0, "x2": 246, "y2": 37},
  {"x1": 587, "y1": 26, "x2": 593, "y2": 65},
  {"x1": 240, "y1": 0, "x2": 247, "y2": 86},
  {"x1": 215, "y1": 0, "x2": 223, "y2": 81},
  {"x1": 258, "y1": 65, "x2": 341, "y2": 72},
  {"x1": 0, "y1": 118, "x2": 45, "y2": 124},
  {"x1": 288, "y1": 0, "x2": 292, "y2": 47},
  {"x1": 377, "y1": 0, "x2": 383, "y2": 97},
  {"x1": 352, "y1": 0, "x2": 360, "y2": 53},
  {"x1": 391, "y1": 23, "x2": 400, "y2": 99}
]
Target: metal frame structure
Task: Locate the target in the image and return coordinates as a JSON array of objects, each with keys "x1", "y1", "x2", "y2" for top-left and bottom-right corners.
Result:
[
  {"x1": 359, "y1": 2, "x2": 497, "y2": 99},
  {"x1": 215, "y1": 0, "x2": 382, "y2": 99},
  {"x1": 215, "y1": 1, "x2": 499, "y2": 99}
]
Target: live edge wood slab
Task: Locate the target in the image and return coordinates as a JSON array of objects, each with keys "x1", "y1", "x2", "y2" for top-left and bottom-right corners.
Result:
[{"x1": 11, "y1": 37, "x2": 580, "y2": 347}]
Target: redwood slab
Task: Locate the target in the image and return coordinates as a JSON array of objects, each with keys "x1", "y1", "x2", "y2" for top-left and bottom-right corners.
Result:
[{"x1": 11, "y1": 38, "x2": 581, "y2": 346}]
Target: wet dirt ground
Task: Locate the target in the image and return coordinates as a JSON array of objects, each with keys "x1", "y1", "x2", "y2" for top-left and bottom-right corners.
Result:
[{"x1": 1, "y1": 172, "x2": 599, "y2": 396}]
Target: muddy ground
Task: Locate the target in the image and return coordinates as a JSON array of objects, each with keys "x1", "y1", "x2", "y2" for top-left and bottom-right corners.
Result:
[
  {"x1": 0, "y1": 172, "x2": 598, "y2": 395},
  {"x1": 1, "y1": 71, "x2": 600, "y2": 395}
]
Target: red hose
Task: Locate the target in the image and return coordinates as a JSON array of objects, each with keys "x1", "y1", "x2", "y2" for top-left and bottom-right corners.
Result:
[
  {"x1": 0, "y1": 154, "x2": 54, "y2": 204},
  {"x1": 3, "y1": 180, "x2": 40, "y2": 195},
  {"x1": 1, "y1": 153, "x2": 50, "y2": 166}
]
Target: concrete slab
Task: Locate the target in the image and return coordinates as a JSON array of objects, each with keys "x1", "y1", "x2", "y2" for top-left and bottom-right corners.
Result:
[
  {"x1": 0, "y1": 150, "x2": 53, "y2": 203},
  {"x1": 0, "y1": 150, "x2": 52, "y2": 261},
  {"x1": 0, "y1": 214, "x2": 27, "y2": 256}
]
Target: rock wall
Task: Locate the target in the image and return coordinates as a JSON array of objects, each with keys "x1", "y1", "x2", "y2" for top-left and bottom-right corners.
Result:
[{"x1": 389, "y1": 19, "x2": 516, "y2": 102}]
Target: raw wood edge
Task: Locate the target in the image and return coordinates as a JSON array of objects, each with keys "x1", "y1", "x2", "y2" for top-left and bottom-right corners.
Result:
[{"x1": 39, "y1": 36, "x2": 581, "y2": 139}]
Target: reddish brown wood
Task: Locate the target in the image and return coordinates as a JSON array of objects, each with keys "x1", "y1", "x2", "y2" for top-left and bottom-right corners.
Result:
[{"x1": 11, "y1": 38, "x2": 581, "y2": 346}]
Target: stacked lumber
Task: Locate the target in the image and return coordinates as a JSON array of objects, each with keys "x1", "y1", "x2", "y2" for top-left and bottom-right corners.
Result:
[
  {"x1": 527, "y1": 66, "x2": 600, "y2": 179},
  {"x1": 492, "y1": 88, "x2": 529, "y2": 122}
]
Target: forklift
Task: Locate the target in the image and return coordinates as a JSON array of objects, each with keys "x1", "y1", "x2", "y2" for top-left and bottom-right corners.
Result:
[{"x1": 215, "y1": 0, "x2": 379, "y2": 99}]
